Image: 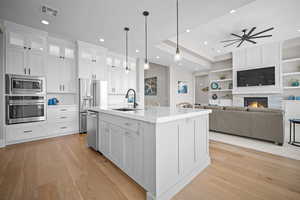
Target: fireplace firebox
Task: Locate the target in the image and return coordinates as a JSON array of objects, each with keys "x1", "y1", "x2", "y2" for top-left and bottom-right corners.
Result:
[{"x1": 244, "y1": 97, "x2": 268, "y2": 108}]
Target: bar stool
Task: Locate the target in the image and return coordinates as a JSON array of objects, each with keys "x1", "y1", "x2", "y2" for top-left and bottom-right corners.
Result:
[{"x1": 289, "y1": 119, "x2": 300, "y2": 147}]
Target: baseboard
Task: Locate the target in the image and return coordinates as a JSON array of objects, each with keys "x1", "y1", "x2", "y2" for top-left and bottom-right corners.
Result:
[
  {"x1": 0, "y1": 139, "x2": 5, "y2": 148},
  {"x1": 147, "y1": 156, "x2": 211, "y2": 200}
]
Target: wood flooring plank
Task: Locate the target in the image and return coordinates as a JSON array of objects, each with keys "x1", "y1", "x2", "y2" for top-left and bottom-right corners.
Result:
[{"x1": 0, "y1": 134, "x2": 299, "y2": 200}]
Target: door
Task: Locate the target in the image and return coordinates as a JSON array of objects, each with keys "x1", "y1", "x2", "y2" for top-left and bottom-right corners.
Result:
[
  {"x1": 109, "y1": 124, "x2": 124, "y2": 168},
  {"x1": 6, "y1": 47, "x2": 26, "y2": 74}
]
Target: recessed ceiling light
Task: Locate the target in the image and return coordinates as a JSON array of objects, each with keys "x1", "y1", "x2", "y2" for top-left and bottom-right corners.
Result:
[
  {"x1": 204, "y1": 41, "x2": 208, "y2": 45},
  {"x1": 156, "y1": 56, "x2": 160, "y2": 59},
  {"x1": 135, "y1": 49, "x2": 140, "y2": 53},
  {"x1": 298, "y1": 29, "x2": 300, "y2": 32},
  {"x1": 41, "y1": 20, "x2": 49, "y2": 25},
  {"x1": 186, "y1": 29, "x2": 191, "y2": 33},
  {"x1": 217, "y1": 49, "x2": 221, "y2": 53},
  {"x1": 230, "y1": 10, "x2": 236, "y2": 14},
  {"x1": 99, "y1": 38, "x2": 105, "y2": 42}
]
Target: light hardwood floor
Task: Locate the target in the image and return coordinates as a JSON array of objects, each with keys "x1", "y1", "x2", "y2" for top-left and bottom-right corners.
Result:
[{"x1": 0, "y1": 134, "x2": 299, "y2": 200}]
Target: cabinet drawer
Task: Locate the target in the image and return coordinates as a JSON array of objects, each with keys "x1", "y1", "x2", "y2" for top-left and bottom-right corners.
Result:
[
  {"x1": 48, "y1": 111, "x2": 78, "y2": 123},
  {"x1": 6, "y1": 123, "x2": 47, "y2": 142},
  {"x1": 100, "y1": 113, "x2": 140, "y2": 132},
  {"x1": 48, "y1": 121, "x2": 78, "y2": 135}
]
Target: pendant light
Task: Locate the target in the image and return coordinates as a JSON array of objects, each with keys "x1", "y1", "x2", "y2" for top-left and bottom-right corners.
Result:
[
  {"x1": 124, "y1": 27, "x2": 130, "y2": 73},
  {"x1": 174, "y1": 0, "x2": 182, "y2": 62},
  {"x1": 143, "y1": 11, "x2": 150, "y2": 70}
]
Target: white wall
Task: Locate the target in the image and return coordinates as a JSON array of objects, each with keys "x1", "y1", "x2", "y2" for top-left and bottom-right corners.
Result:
[
  {"x1": 195, "y1": 75, "x2": 209, "y2": 104},
  {"x1": 144, "y1": 63, "x2": 169, "y2": 106},
  {"x1": 169, "y1": 66, "x2": 195, "y2": 109}
]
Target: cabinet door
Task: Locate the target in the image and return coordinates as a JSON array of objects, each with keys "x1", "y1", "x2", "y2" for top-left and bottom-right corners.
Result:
[
  {"x1": 27, "y1": 50, "x2": 44, "y2": 76},
  {"x1": 109, "y1": 125, "x2": 124, "y2": 168},
  {"x1": 246, "y1": 46, "x2": 262, "y2": 67},
  {"x1": 123, "y1": 129, "x2": 143, "y2": 182},
  {"x1": 78, "y1": 50, "x2": 93, "y2": 79},
  {"x1": 128, "y1": 70, "x2": 136, "y2": 90},
  {"x1": 93, "y1": 51, "x2": 106, "y2": 81},
  {"x1": 46, "y1": 55, "x2": 62, "y2": 92},
  {"x1": 6, "y1": 47, "x2": 26, "y2": 74},
  {"x1": 62, "y1": 58, "x2": 76, "y2": 93},
  {"x1": 7, "y1": 31, "x2": 26, "y2": 49},
  {"x1": 100, "y1": 121, "x2": 110, "y2": 156}
]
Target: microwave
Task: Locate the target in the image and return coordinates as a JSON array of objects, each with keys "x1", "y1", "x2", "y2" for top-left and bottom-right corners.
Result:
[{"x1": 5, "y1": 74, "x2": 46, "y2": 95}]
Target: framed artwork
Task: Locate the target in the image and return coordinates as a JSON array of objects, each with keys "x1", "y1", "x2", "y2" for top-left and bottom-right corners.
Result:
[
  {"x1": 178, "y1": 81, "x2": 188, "y2": 94},
  {"x1": 145, "y1": 77, "x2": 157, "y2": 96}
]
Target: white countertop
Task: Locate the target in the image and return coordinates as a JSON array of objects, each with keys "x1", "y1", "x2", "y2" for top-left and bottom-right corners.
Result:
[{"x1": 89, "y1": 106, "x2": 211, "y2": 124}]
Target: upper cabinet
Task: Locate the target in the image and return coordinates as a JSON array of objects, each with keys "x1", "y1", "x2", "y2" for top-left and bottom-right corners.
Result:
[
  {"x1": 46, "y1": 37, "x2": 76, "y2": 93},
  {"x1": 107, "y1": 52, "x2": 136, "y2": 94},
  {"x1": 233, "y1": 42, "x2": 280, "y2": 69},
  {"x1": 5, "y1": 21, "x2": 47, "y2": 76},
  {"x1": 77, "y1": 41, "x2": 107, "y2": 80}
]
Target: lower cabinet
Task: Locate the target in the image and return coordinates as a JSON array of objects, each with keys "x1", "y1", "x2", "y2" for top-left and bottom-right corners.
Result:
[
  {"x1": 5, "y1": 105, "x2": 79, "y2": 145},
  {"x1": 99, "y1": 116, "x2": 144, "y2": 185}
]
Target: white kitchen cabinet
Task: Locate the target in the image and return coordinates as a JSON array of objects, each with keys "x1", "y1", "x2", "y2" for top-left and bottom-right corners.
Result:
[
  {"x1": 107, "y1": 52, "x2": 137, "y2": 94},
  {"x1": 5, "y1": 122, "x2": 48, "y2": 144},
  {"x1": 77, "y1": 41, "x2": 107, "y2": 80},
  {"x1": 46, "y1": 105, "x2": 79, "y2": 136},
  {"x1": 46, "y1": 37, "x2": 76, "y2": 93},
  {"x1": 123, "y1": 128, "x2": 143, "y2": 183},
  {"x1": 109, "y1": 124, "x2": 124, "y2": 168},
  {"x1": 100, "y1": 121, "x2": 110, "y2": 156},
  {"x1": 5, "y1": 24, "x2": 46, "y2": 76}
]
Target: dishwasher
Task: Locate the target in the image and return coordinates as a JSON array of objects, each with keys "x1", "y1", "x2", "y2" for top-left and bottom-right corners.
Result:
[{"x1": 87, "y1": 110, "x2": 99, "y2": 151}]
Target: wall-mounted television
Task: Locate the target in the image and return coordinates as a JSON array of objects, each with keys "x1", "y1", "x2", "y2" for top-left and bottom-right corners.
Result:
[{"x1": 237, "y1": 66, "x2": 275, "y2": 87}]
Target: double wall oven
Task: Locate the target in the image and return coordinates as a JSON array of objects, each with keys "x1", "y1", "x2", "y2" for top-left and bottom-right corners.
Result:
[{"x1": 5, "y1": 74, "x2": 46, "y2": 125}]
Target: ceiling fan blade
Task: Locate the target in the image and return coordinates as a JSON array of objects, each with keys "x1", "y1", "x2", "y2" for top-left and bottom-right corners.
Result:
[
  {"x1": 237, "y1": 40, "x2": 244, "y2": 47},
  {"x1": 220, "y1": 39, "x2": 240, "y2": 43},
  {"x1": 231, "y1": 33, "x2": 243, "y2": 39},
  {"x1": 247, "y1": 27, "x2": 256, "y2": 36},
  {"x1": 250, "y1": 27, "x2": 274, "y2": 37},
  {"x1": 244, "y1": 39, "x2": 256, "y2": 44},
  {"x1": 250, "y1": 35, "x2": 272, "y2": 39},
  {"x1": 224, "y1": 40, "x2": 241, "y2": 47}
]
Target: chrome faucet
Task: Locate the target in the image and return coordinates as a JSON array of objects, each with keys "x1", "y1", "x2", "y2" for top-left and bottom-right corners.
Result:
[{"x1": 125, "y1": 89, "x2": 138, "y2": 108}]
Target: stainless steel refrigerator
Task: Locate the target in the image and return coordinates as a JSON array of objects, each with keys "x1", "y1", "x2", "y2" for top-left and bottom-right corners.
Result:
[{"x1": 79, "y1": 79, "x2": 107, "y2": 133}]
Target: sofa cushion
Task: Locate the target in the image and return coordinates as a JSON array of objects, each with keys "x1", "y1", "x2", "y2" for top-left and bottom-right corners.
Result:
[
  {"x1": 204, "y1": 105, "x2": 223, "y2": 110},
  {"x1": 247, "y1": 107, "x2": 283, "y2": 113},
  {"x1": 224, "y1": 106, "x2": 248, "y2": 111}
]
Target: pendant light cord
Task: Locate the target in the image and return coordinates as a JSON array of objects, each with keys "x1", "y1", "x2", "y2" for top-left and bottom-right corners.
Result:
[
  {"x1": 145, "y1": 14, "x2": 148, "y2": 63},
  {"x1": 176, "y1": 0, "x2": 179, "y2": 50},
  {"x1": 124, "y1": 27, "x2": 129, "y2": 71}
]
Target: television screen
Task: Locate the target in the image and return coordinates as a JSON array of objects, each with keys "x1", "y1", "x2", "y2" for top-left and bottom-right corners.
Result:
[{"x1": 237, "y1": 67, "x2": 275, "y2": 87}]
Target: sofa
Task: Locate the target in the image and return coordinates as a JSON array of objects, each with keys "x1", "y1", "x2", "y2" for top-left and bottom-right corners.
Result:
[{"x1": 197, "y1": 105, "x2": 285, "y2": 145}]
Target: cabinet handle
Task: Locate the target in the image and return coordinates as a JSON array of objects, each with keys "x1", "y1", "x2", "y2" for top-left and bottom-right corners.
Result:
[
  {"x1": 60, "y1": 116, "x2": 67, "y2": 119},
  {"x1": 23, "y1": 46, "x2": 27, "y2": 50},
  {"x1": 60, "y1": 109, "x2": 67, "y2": 111},
  {"x1": 124, "y1": 122, "x2": 131, "y2": 126},
  {"x1": 59, "y1": 84, "x2": 61, "y2": 91},
  {"x1": 60, "y1": 126, "x2": 67, "y2": 129},
  {"x1": 24, "y1": 68, "x2": 26, "y2": 74},
  {"x1": 62, "y1": 85, "x2": 65, "y2": 91},
  {"x1": 28, "y1": 68, "x2": 31, "y2": 75},
  {"x1": 24, "y1": 130, "x2": 32, "y2": 133},
  {"x1": 28, "y1": 47, "x2": 31, "y2": 50},
  {"x1": 125, "y1": 132, "x2": 130, "y2": 135}
]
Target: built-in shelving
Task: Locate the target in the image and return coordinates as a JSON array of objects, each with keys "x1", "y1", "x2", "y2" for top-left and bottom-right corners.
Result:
[
  {"x1": 210, "y1": 78, "x2": 233, "y2": 83},
  {"x1": 282, "y1": 72, "x2": 300, "y2": 77},
  {"x1": 210, "y1": 68, "x2": 232, "y2": 73},
  {"x1": 283, "y1": 86, "x2": 300, "y2": 90},
  {"x1": 210, "y1": 89, "x2": 233, "y2": 92},
  {"x1": 282, "y1": 57, "x2": 300, "y2": 63}
]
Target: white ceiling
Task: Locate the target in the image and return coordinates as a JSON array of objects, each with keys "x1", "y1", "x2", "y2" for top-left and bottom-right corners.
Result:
[
  {"x1": 0, "y1": 0, "x2": 254, "y2": 71},
  {"x1": 169, "y1": 0, "x2": 300, "y2": 62}
]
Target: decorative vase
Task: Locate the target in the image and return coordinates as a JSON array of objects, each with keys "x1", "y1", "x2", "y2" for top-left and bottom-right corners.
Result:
[{"x1": 291, "y1": 80, "x2": 299, "y2": 87}]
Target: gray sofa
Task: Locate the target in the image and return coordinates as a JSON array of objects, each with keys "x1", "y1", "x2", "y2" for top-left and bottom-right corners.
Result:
[{"x1": 199, "y1": 105, "x2": 285, "y2": 145}]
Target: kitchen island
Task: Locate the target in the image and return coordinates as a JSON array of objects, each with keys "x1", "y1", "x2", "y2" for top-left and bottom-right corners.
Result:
[{"x1": 89, "y1": 106, "x2": 211, "y2": 200}]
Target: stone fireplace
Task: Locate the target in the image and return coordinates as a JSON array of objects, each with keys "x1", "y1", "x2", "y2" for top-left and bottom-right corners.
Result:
[{"x1": 244, "y1": 97, "x2": 268, "y2": 108}]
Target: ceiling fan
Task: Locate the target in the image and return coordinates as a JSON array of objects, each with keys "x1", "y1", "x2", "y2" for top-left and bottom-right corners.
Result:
[{"x1": 221, "y1": 27, "x2": 274, "y2": 48}]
